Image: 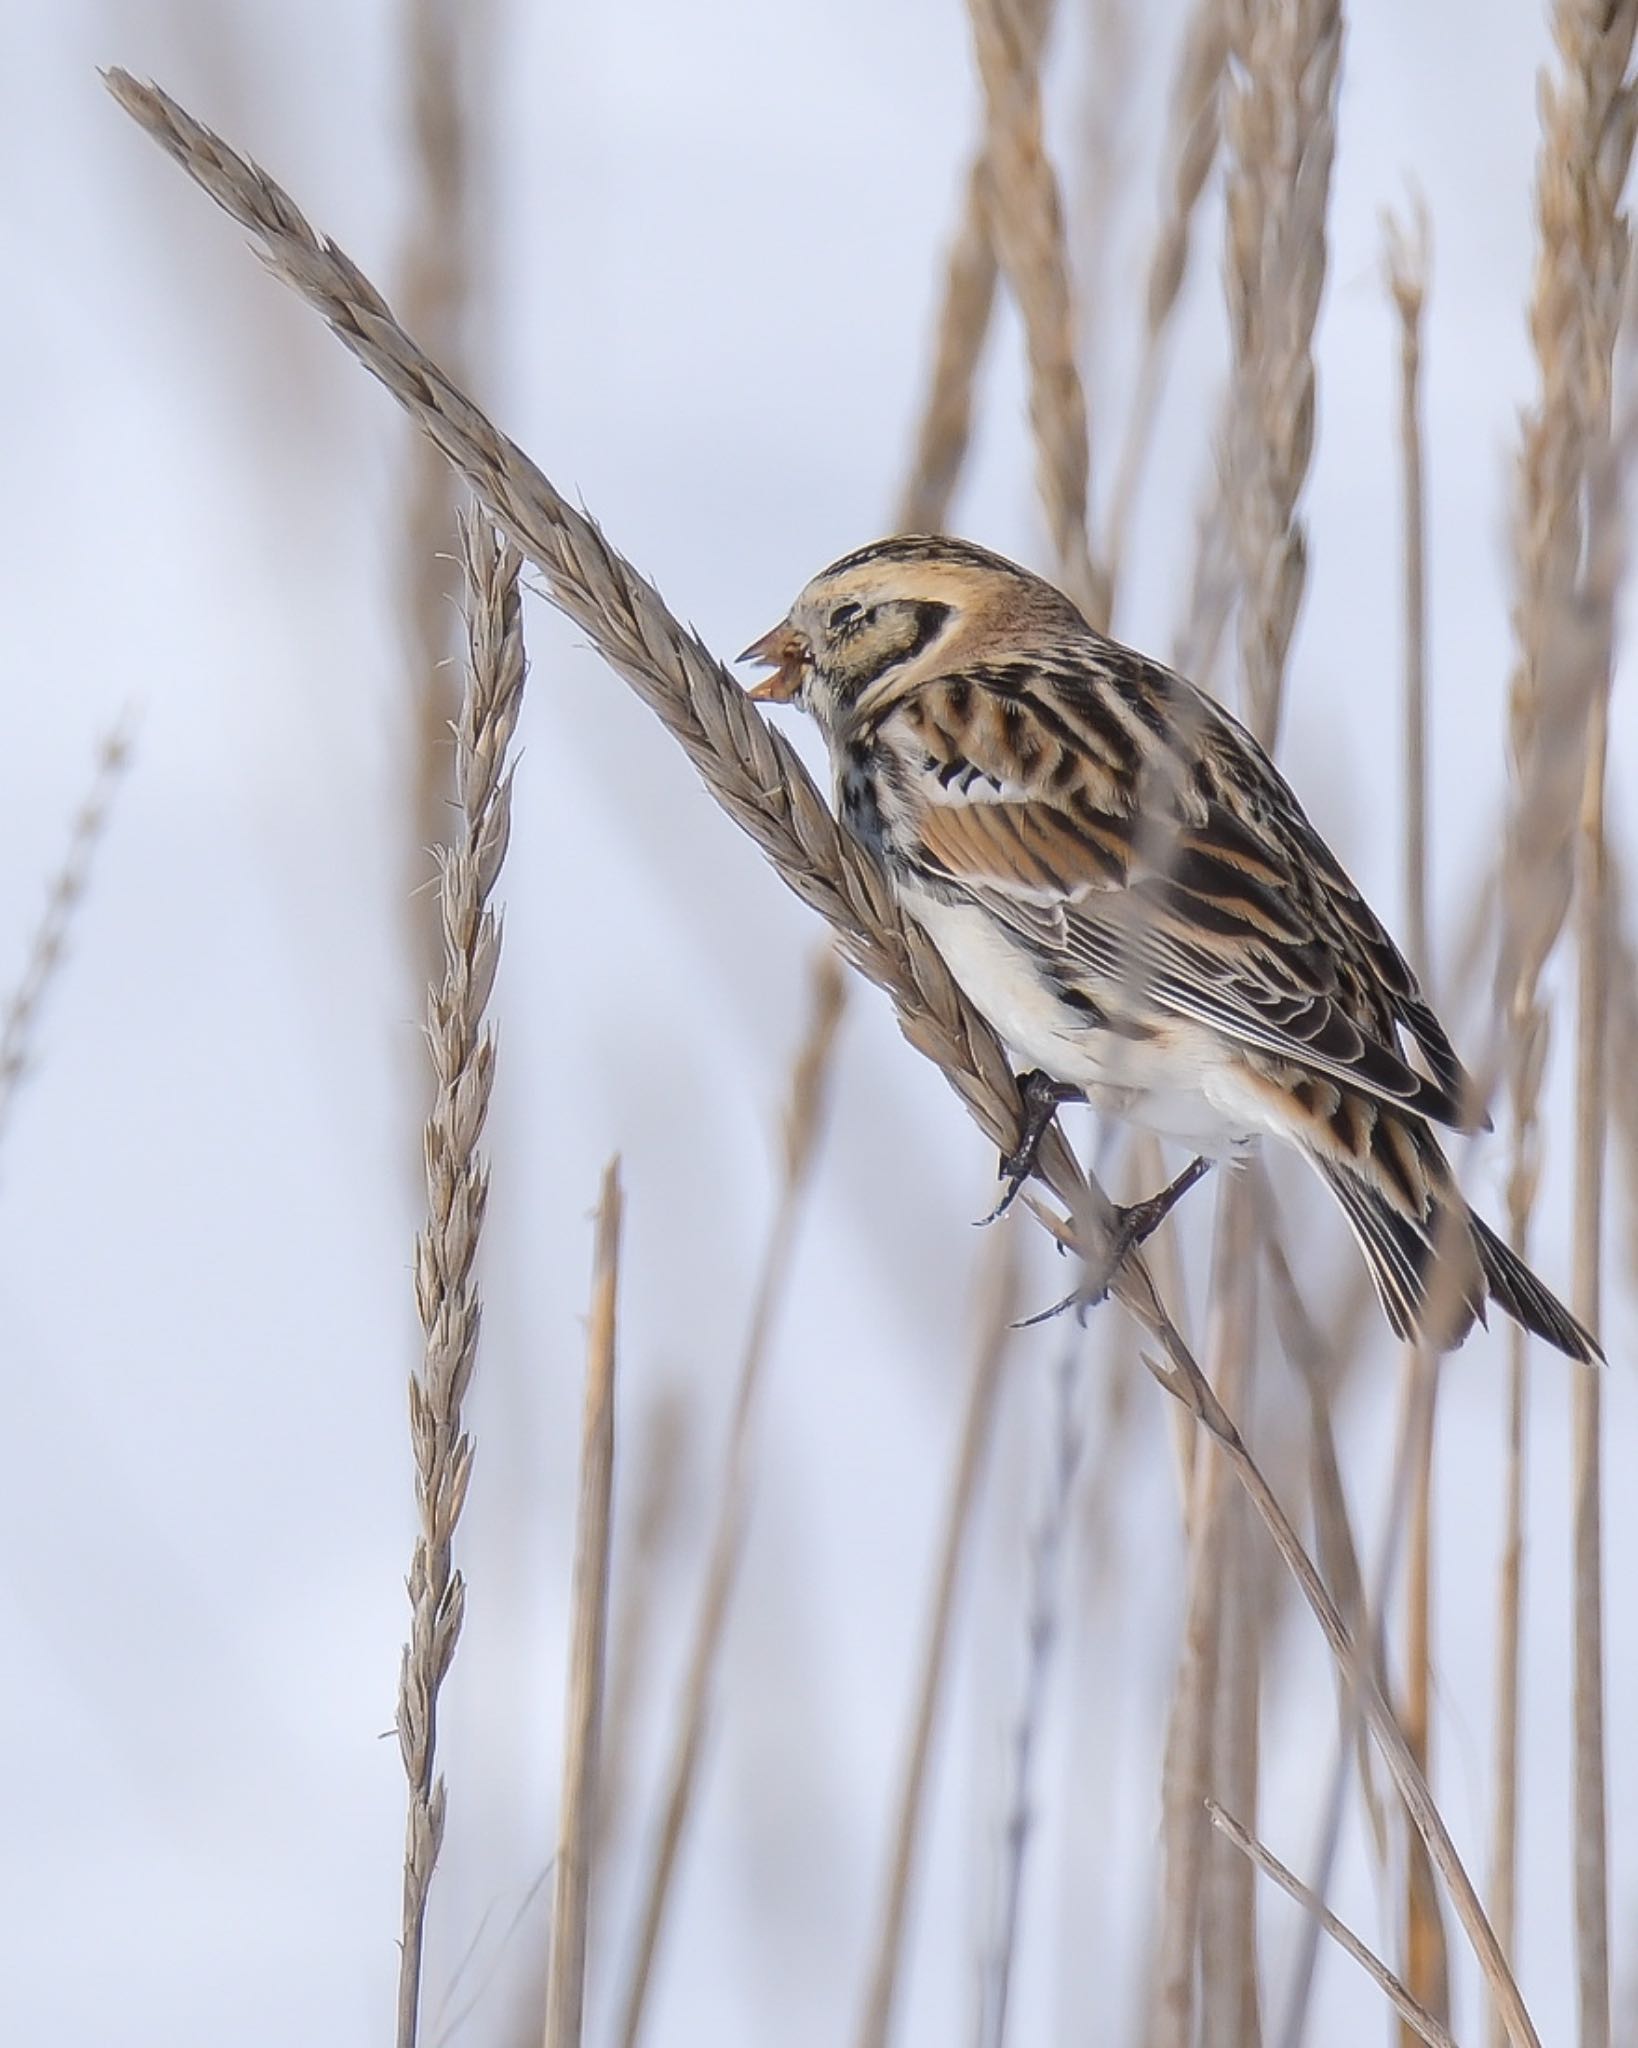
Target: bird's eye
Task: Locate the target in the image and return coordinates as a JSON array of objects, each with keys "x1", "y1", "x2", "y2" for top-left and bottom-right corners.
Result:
[{"x1": 828, "y1": 600, "x2": 864, "y2": 635}]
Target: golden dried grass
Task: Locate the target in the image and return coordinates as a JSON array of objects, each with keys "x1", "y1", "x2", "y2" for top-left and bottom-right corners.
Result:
[{"x1": 396, "y1": 514, "x2": 526, "y2": 2048}]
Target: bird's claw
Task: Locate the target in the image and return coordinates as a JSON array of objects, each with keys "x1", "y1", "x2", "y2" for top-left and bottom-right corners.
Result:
[
  {"x1": 1014, "y1": 1155, "x2": 1214, "y2": 1326},
  {"x1": 977, "y1": 1069, "x2": 1086, "y2": 1225}
]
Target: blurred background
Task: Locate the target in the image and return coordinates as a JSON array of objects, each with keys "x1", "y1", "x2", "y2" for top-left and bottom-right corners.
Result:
[{"x1": 3, "y1": 1, "x2": 1635, "y2": 2043}]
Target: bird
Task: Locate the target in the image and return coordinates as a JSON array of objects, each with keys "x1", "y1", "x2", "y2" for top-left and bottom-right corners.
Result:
[{"x1": 739, "y1": 533, "x2": 1600, "y2": 1364}]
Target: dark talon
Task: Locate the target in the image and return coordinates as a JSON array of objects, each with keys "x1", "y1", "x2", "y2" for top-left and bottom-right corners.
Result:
[
  {"x1": 977, "y1": 1069, "x2": 1086, "y2": 1225},
  {"x1": 1013, "y1": 1154, "x2": 1215, "y2": 1325}
]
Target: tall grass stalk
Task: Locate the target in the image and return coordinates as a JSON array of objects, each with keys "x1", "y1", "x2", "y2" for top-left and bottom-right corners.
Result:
[
  {"x1": 1383, "y1": 203, "x2": 1451, "y2": 2042},
  {"x1": 1103, "y1": 0, "x2": 1228, "y2": 608},
  {"x1": 963, "y1": 0, "x2": 1107, "y2": 623},
  {"x1": 397, "y1": 0, "x2": 477, "y2": 1003},
  {"x1": 976, "y1": 1337, "x2": 1085, "y2": 2048},
  {"x1": 614, "y1": 951, "x2": 846, "y2": 2048},
  {"x1": 1499, "y1": 10, "x2": 1636, "y2": 2042},
  {"x1": 396, "y1": 516, "x2": 525, "y2": 2048},
  {"x1": 855, "y1": 1226, "x2": 1018, "y2": 2048},
  {"x1": 543, "y1": 1160, "x2": 623, "y2": 2048},
  {"x1": 896, "y1": 0, "x2": 1056, "y2": 537}
]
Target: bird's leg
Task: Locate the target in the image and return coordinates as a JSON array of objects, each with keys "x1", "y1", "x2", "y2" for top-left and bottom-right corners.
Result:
[
  {"x1": 1018, "y1": 1154, "x2": 1215, "y2": 1326},
  {"x1": 979, "y1": 1069, "x2": 1086, "y2": 1225}
]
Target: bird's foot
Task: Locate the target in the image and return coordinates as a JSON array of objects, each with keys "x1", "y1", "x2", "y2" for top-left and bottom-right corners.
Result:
[
  {"x1": 977, "y1": 1070, "x2": 1087, "y2": 1225},
  {"x1": 1017, "y1": 1154, "x2": 1215, "y2": 1327}
]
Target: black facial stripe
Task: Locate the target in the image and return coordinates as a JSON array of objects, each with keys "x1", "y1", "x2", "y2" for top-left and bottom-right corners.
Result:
[{"x1": 869, "y1": 599, "x2": 950, "y2": 676}]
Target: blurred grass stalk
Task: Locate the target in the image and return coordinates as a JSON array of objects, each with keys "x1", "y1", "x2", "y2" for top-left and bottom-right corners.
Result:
[
  {"x1": 964, "y1": 0, "x2": 1107, "y2": 624},
  {"x1": 543, "y1": 1161, "x2": 624, "y2": 2048},
  {"x1": 1383, "y1": 203, "x2": 1452, "y2": 2043},
  {"x1": 1497, "y1": 7, "x2": 1635, "y2": 2044},
  {"x1": 398, "y1": 0, "x2": 482, "y2": 1004},
  {"x1": 0, "y1": 717, "x2": 132, "y2": 1157},
  {"x1": 613, "y1": 951, "x2": 847, "y2": 2048},
  {"x1": 855, "y1": 1228, "x2": 1018, "y2": 2048}
]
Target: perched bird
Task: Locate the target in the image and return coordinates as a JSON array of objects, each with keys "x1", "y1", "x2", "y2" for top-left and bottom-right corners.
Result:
[{"x1": 741, "y1": 534, "x2": 1600, "y2": 1364}]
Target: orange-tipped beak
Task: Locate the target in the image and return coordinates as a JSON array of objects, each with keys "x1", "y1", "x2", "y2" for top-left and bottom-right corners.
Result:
[{"x1": 738, "y1": 624, "x2": 808, "y2": 704}]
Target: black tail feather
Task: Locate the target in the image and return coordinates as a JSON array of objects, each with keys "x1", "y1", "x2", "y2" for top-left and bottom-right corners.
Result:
[
  {"x1": 1313, "y1": 1159, "x2": 1601, "y2": 1364},
  {"x1": 1471, "y1": 1211, "x2": 1603, "y2": 1364}
]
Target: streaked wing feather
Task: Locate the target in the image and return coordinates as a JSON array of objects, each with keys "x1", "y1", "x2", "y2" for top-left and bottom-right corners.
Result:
[{"x1": 909, "y1": 765, "x2": 1457, "y2": 1122}]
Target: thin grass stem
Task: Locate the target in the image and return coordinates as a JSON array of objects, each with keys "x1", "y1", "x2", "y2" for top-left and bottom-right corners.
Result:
[
  {"x1": 543, "y1": 1161, "x2": 623, "y2": 2048},
  {"x1": 0, "y1": 716, "x2": 134, "y2": 1156},
  {"x1": 613, "y1": 952, "x2": 847, "y2": 2048},
  {"x1": 1207, "y1": 1804, "x2": 1459, "y2": 2048},
  {"x1": 855, "y1": 1228, "x2": 1018, "y2": 2048}
]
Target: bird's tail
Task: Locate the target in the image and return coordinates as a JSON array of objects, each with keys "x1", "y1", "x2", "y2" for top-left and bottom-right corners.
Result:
[{"x1": 1307, "y1": 1135, "x2": 1602, "y2": 1365}]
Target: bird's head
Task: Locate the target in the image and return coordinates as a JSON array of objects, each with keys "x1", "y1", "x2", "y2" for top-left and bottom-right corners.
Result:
[{"x1": 739, "y1": 535, "x2": 1078, "y2": 739}]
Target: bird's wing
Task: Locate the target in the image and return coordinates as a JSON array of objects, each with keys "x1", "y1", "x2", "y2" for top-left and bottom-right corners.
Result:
[{"x1": 880, "y1": 665, "x2": 1474, "y2": 1129}]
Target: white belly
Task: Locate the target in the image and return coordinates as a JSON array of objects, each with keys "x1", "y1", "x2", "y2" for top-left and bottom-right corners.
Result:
[{"x1": 901, "y1": 886, "x2": 1264, "y2": 1156}]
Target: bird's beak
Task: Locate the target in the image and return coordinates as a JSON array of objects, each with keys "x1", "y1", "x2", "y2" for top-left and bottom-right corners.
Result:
[{"x1": 738, "y1": 623, "x2": 808, "y2": 704}]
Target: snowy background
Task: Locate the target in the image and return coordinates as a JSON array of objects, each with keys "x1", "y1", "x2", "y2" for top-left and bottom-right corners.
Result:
[{"x1": 3, "y1": 1, "x2": 1635, "y2": 2043}]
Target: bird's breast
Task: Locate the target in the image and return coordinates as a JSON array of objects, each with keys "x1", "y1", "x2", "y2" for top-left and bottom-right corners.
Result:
[{"x1": 896, "y1": 879, "x2": 1257, "y2": 1154}]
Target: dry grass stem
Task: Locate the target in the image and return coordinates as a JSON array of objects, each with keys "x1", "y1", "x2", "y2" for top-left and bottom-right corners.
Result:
[
  {"x1": 1263, "y1": 1192, "x2": 1461, "y2": 2048},
  {"x1": 1135, "y1": 1339, "x2": 1542, "y2": 2048},
  {"x1": 1566, "y1": 409, "x2": 1629, "y2": 2048},
  {"x1": 1385, "y1": 203, "x2": 1432, "y2": 981},
  {"x1": 1499, "y1": 11, "x2": 1637, "y2": 2039},
  {"x1": 1073, "y1": 0, "x2": 1136, "y2": 383},
  {"x1": 1206, "y1": 1805, "x2": 1459, "y2": 2048},
  {"x1": 544, "y1": 1160, "x2": 623, "y2": 2048},
  {"x1": 962, "y1": 0, "x2": 1108, "y2": 624},
  {"x1": 1500, "y1": 0, "x2": 1636, "y2": 1154},
  {"x1": 1260, "y1": 1226, "x2": 1390, "y2": 1870},
  {"x1": 1104, "y1": 0, "x2": 1229, "y2": 605},
  {"x1": 1398, "y1": 1340, "x2": 1452, "y2": 2043},
  {"x1": 103, "y1": 67, "x2": 1197, "y2": 1385},
  {"x1": 0, "y1": 716, "x2": 133, "y2": 1156},
  {"x1": 896, "y1": 0, "x2": 1056, "y2": 535},
  {"x1": 1607, "y1": 859, "x2": 1638, "y2": 1280},
  {"x1": 1148, "y1": 1186, "x2": 1251, "y2": 2048},
  {"x1": 1220, "y1": 0, "x2": 1342, "y2": 749},
  {"x1": 399, "y1": 0, "x2": 478, "y2": 1001},
  {"x1": 976, "y1": 1337, "x2": 1086, "y2": 2048},
  {"x1": 1384, "y1": 200, "x2": 1451, "y2": 2044},
  {"x1": 855, "y1": 1228, "x2": 1018, "y2": 2048},
  {"x1": 895, "y1": 158, "x2": 1001, "y2": 537},
  {"x1": 1171, "y1": 430, "x2": 1238, "y2": 690},
  {"x1": 396, "y1": 515, "x2": 526, "y2": 2048},
  {"x1": 1486, "y1": 1330, "x2": 1527, "y2": 2048},
  {"x1": 1197, "y1": 1181, "x2": 1263, "y2": 2048},
  {"x1": 614, "y1": 950, "x2": 847, "y2": 2048},
  {"x1": 596, "y1": 1387, "x2": 693, "y2": 1863},
  {"x1": 1202, "y1": 5, "x2": 1343, "y2": 2003}
]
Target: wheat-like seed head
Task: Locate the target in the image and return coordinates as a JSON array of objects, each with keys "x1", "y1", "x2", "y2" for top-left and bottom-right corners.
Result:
[
  {"x1": 1221, "y1": 0, "x2": 1342, "y2": 751},
  {"x1": 896, "y1": 0, "x2": 1056, "y2": 538},
  {"x1": 963, "y1": 0, "x2": 1108, "y2": 626},
  {"x1": 397, "y1": 512, "x2": 525, "y2": 2048},
  {"x1": 1501, "y1": 0, "x2": 1638, "y2": 1211}
]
